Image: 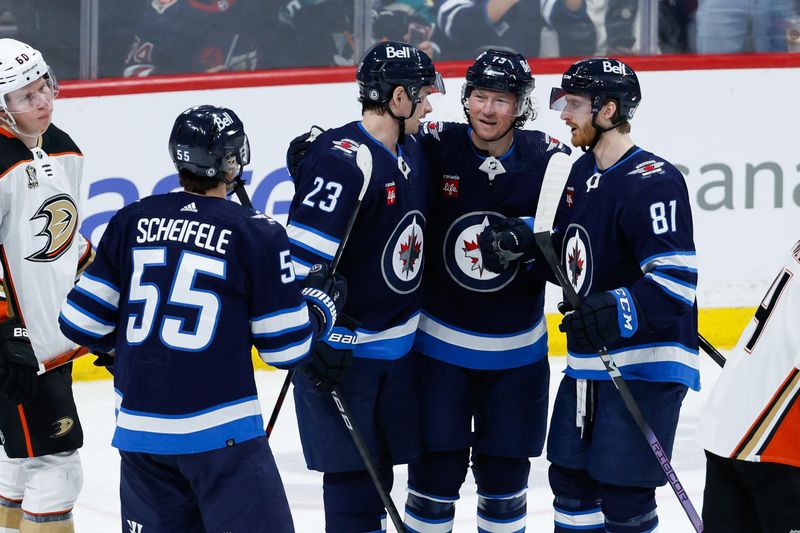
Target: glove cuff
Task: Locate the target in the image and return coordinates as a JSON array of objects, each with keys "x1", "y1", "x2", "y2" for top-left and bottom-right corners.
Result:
[
  {"x1": 608, "y1": 287, "x2": 639, "y2": 338},
  {"x1": 302, "y1": 287, "x2": 338, "y2": 340}
]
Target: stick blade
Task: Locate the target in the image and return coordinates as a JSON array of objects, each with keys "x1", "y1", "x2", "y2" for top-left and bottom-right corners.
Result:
[
  {"x1": 533, "y1": 151, "x2": 572, "y2": 235},
  {"x1": 355, "y1": 143, "x2": 373, "y2": 200}
]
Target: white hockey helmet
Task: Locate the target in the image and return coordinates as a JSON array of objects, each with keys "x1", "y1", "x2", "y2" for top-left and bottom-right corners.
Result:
[{"x1": 0, "y1": 39, "x2": 58, "y2": 113}]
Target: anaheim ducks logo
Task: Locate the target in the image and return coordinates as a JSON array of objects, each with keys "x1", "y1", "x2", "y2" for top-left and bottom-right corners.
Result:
[
  {"x1": 50, "y1": 417, "x2": 75, "y2": 438},
  {"x1": 26, "y1": 194, "x2": 78, "y2": 262}
]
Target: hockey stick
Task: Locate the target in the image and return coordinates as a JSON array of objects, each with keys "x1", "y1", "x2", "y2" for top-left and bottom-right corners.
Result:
[
  {"x1": 331, "y1": 384, "x2": 406, "y2": 532},
  {"x1": 267, "y1": 142, "x2": 373, "y2": 435},
  {"x1": 532, "y1": 152, "x2": 705, "y2": 533},
  {"x1": 699, "y1": 333, "x2": 725, "y2": 367}
]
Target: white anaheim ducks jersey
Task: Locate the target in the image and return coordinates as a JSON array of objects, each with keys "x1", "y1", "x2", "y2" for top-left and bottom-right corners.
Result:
[
  {"x1": 698, "y1": 239, "x2": 800, "y2": 467},
  {"x1": 0, "y1": 125, "x2": 93, "y2": 364}
]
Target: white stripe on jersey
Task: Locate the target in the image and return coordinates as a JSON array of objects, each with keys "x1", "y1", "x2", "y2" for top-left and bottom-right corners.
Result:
[
  {"x1": 349, "y1": 312, "x2": 420, "y2": 345},
  {"x1": 568, "y1": 344, "x2": 698, "y2": 372},
  {"x1": 251, "y1": 304, "x2": 310, "y2": 337},
  {"x1": 419, "y1": 313, "x2": 546, "y2": 351},
  {"x1": 59, "y1": 301, "x2": 115, "y2": 338},
  {"x1": 477, "y1": 513, "x2": 526, "y2": 533},
  {"x1": 554, "y1": 507, "x2": 604, "y2": 528},
  {"x1": 257, "y1": 332, "x2": 313, "y2": 365},
  {"x1": 645, "y1": 271, "x2": 696, "y2": 305},
  {"x1": 640, "y1": 251, "x2": 697, "y2": 274},
  {"x1": 74, "y1": 272, "x2": 120, "y2": 309},
  {"x1": 286, "y1": 223, "x2": 339, "y2": 260},
  {"x1": 115, "y1": 396, "x2": 262, "y2": 435}
]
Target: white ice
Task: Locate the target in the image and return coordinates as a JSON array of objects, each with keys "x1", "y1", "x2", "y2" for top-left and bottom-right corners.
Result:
[{"x1": 72, "y1": 354, "x2": 725, "y2": 532}]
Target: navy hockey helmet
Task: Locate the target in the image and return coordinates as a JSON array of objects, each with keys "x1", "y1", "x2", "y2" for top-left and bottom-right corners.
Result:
[
  {"x1": 462, "y1": 49, "x2": 535, "y2": 128},
  {"x1": 356, "y1": 40, "x2": 445, "y2": 107},
  {"x1": 168, "y1": 105, "x2": 250, "y2": 182},
  {"x1": 550, "y1": 57, "x2": 641, "y2": 122}
]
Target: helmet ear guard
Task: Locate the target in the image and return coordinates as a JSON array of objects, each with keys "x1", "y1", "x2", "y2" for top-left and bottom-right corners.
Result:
[{"x1": 168, "y1": 105, "x2": 250, "y2": 184}]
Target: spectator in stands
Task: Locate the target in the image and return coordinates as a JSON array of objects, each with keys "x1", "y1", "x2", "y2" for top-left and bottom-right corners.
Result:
[
  {"x1": 123, "y1": 0, "x2": 291, "y2": 77},
  {"x1": 604, "y1": 0, "x2": 697, "y2": 55},
  {"x1": 696, "y1": 0, "x2": 795, "y2": 53},
  {"x1": 434, "y1": 0, "x2": 596, "y2": 60}
]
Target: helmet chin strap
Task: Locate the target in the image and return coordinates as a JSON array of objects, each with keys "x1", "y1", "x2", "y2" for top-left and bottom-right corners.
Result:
[
  {"x1": 1, "y1": 113, "x2": 44, "y2": 140},
  {"x1": 386, "y1": 101, "x2": 417, "y2": 145},
  {"x1": 584, "y1": 112, "x2": 624, "y2": 152}
]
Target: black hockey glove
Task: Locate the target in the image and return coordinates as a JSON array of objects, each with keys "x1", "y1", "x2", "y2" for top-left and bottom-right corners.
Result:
[
  {"x1": 0, "y1": 317, "x2": 38, "y2": 404},
  {"x1": 559, "y1": 289, "x2": 641, "y2": 353},
  {"x1": 303, "y1": 342, "x2": 353, "y2": 393},
  {"x1": 286, "y1": 125, "x2": 326, "y2": 180},
  {"x1": 302, "y1": 264, "x2": 347, "y2": 341},
  {"x1": 479, "y1": 217, "x2": 535, "y2": 273},
  {"x1": 93, "y1": 351, "x2": 115, "y2": 376}
]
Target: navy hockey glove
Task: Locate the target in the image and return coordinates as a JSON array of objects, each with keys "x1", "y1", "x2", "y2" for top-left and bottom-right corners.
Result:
[
  {"x1": 286, "y1": 126, "x2": 325, "y2": 180},
  {"x1": 303, "y1": 342, "x2": 353, "y2": 393},
  {"x1": 0, "y1": 317, "x2": 38, "y2": 404},
  {"x1": 302, "y1": 264, "x2": 347, "y2": 341},
  {"x1": 479, "y1": 217, "x2": 535, "y2": 273},
  {"x1": 559, "y1": 288, "x2": 641, "y2": 353}
]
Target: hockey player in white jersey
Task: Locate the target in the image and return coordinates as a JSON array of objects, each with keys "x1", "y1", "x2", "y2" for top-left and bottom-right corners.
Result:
[
  {"x1": 0, "y1": 39, "x2": 94, "y2": 533},
  {"x1": 698, "y1": 239, "x2": 800, "y2": 532}
]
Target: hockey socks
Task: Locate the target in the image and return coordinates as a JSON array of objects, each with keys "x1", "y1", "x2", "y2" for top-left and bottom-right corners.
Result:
[
  {"x1": 473, "y1": 455, "x2": 530, "y2": 533},
  {"x1": 0, "y1": 495, "x2": 21, "y2": 532},
  {"x1": 550, "y1": 464, "x2": 659, "y2": 533},
  {"x1": 405, "y1": 450, "x2": 469, "y2": 533},
  {"x1": 323, "y1": 469, "x2": 393, "y2": 533},
  {"x1": 477, "y1": 488, "x2": 527, "y2": 533},
  {"x1": 404, "y1": 489, "x2": 457, "y2": 533}
]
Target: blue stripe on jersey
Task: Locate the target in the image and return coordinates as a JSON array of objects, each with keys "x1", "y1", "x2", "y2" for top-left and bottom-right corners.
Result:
[
  {"x1": 414, "y1": 312, "x2": 548, "y2": 370},
  {"x1": 286, "y1": 221, "x2": 339, "y2": 260},
  {"x1": 640, "y1": 250, "x2": 697, "y2": 273},
  {"x1": 566, "y1": 342, "x2": 700, "y2": 390},
  {"x1": 325, "y1": 312, "x2": 420, "y2": 360},
  {"x1": 75, "y1": 272, "x2": 121, "y2": 307},
  {"x1": 59, "y1": 300, "x2": 116, "y2": 338},
  {"x1": 112, "y1": 394, "x2": 265, "y2": 454},
  {"x1": 645, "y1": 271, "x2": 696, "y2": 306},
  {"x1": 291, "y1": 255, "x2": 313, "y2": 281},
  {"x1": 251, "y1": 303, "x2": 310, "y2": 337}
]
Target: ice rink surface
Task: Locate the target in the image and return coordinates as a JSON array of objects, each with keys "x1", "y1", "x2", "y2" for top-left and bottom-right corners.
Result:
[{"x1": 72, "y1": 355, "x2": 726, "y2": 532}]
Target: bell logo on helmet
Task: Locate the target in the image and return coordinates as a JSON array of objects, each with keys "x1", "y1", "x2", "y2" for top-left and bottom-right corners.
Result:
[
  {"x1": 385, "y1": 45, "x2": 411, "y2": 59},
  {"x1": 213, "y1": 111, "x2": 234, "y2": 131},
  {"x1": 602, "y1": 60, "x2": 625, "y2": 75}
]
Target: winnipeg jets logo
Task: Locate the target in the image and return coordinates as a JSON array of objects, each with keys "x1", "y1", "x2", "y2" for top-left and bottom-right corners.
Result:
[
  {"x1": 50, "y1": 417, "x2": 75, "y2": 438},
  {"x1": 444, "y1": 212, "x2": 517, "y2": 292},
  {"x1": 422, "y1": 121, "x2": 443, "y2": 141},
  {"x1": 562, "y1": 224, "x2": 593, "y2": 296},
  {"x1": 332, "y1": 138, "x2": 359, "y2": 156},
  {"x1": 26, "y1": 194, "x2": 78, "y2": 262},
  {"x1": 545, "y1": 134, "x2": 564, "y2": 152},
  {"x1": 627, "y1": 160, "x2": 665, "y2": 177},
  {"x1": 382, "y1": 211, "x2": 425, "y2": 294}
]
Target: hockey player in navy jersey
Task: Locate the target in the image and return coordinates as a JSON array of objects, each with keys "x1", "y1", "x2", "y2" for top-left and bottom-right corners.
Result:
[
  {"x1": 482, "y1": 58, "x2": 699, "y2": 532},
  {"x1": 286, "y1": 41, "x2": 443, "y2": 532},
  {"x1": 0, "y1": 39, "x2": 94, "y2": 533},
  {"x1": 59, "y1": 105, "x2": 346, "y2": 533},
  {"x1": 403, "y1": 50, "x2": 570, "y2": 533}
]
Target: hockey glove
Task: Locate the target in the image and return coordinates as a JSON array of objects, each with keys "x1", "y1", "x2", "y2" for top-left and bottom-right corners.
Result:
[
  {"x1": 559, "y1": 288, "x2": 641, "y2": 353},
  {"x1": 0, "y1": 317, "x2": 38, "y2": 404},
  {"x1": 286, "y1": 126, "x2": 326, "y2": 180},
  {"x1": 302, "y1": 263, "x2": 347, "y2": 341},
  {"x1": 303, "y1": 342, "x2": 353, "y2": 393},
  {"x1": 479, "y1": 217, "x2": 535, "y2": 273}
]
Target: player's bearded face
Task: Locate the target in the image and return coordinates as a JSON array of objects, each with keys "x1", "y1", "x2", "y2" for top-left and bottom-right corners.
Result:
[{"x1": 559, "y1": 95, "x2": 594, "y2": 147}]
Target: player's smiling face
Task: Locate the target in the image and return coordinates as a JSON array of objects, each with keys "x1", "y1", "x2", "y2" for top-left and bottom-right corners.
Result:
[
  {"x1": 559, "y1": 94, "x2": 594, "y2": 147},
  {"x1": 468, "y1": 88, "x2": 517, "y2": 142}
]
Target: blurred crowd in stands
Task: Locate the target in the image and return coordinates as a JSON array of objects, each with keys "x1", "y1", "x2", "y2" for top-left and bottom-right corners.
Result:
[{"x1": 3, "y1": 0, "x2": 799, "y2": 80}]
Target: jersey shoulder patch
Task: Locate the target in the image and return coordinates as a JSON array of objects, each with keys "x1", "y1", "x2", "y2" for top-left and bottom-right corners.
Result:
[{"x1": 517, "y1": 129, "x2": 570, "y2": 156}]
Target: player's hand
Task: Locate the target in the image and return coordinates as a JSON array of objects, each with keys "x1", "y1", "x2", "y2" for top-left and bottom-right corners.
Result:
[
  {"x1": 559, "y1": 289, "x2": 640, "y2": 352},
  {"x1": 302, "y1": 264, "x2": 347, "y2": 341},
  {"x1": 302, "y1": 343, "x2": 353, "y2": 393},
  {"x1": 0, "y1": 317, "x2": 38, "y2": 404},
  {"x1": 286, "y1": 126, "x2": 326, "y2": 180},
  {"x1": 479, "y1": 217, "x2": 535, "y2": 273}
]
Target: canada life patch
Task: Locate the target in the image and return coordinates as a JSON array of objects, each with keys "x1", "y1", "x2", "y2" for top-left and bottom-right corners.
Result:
[
  {"x1": 565, "y1": 186, "x2": 575, "y2": 208},
  {"x1": 442, "y1": 175, "x2": 459, "y2": 198},
  {"x1": 385, "y1": 182, "x2": 397, "y2": 206}
]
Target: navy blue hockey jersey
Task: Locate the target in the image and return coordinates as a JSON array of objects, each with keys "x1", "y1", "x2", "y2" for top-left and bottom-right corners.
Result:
[
  {"x1": 414, "y1": 122, "x2": 570, "y2": 369},
  {"x1": 552, "y1": 147, "x2": 700, "y2": 390},
  {"x1": 59, "y1": 192, "x2": 314, "y2": 454},
  {"x1": 287, "y1": 121, "x2": 432, "y2": 359}
]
